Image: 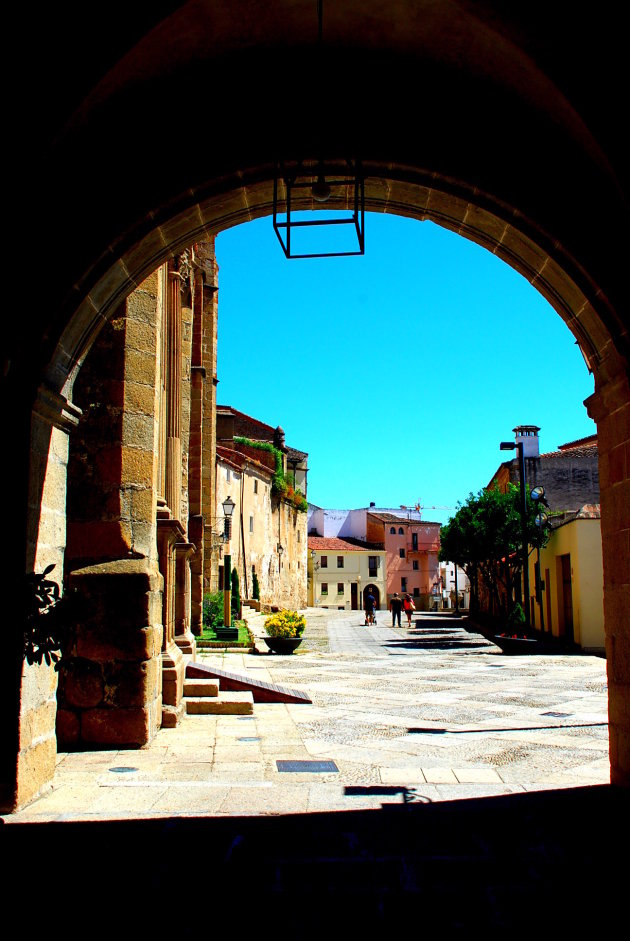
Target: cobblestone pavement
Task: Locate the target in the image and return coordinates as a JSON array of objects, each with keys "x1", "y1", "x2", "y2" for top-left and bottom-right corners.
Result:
[{"x1": 4, "y1": 608, "x2": 609, "y2": 821}]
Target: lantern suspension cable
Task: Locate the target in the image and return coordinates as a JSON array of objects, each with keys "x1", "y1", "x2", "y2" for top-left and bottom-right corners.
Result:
[{"x1": 272, "y1": 0, "x2": 365, "y2": 258}]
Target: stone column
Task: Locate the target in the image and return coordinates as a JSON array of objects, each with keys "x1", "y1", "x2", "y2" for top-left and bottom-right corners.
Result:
[
  {"x1": 157, "y1": 514, "x2": 186, "y2": 727},
  {"x1": 586, "y1": 360, "x2": 630, "y2": 787},
  {"x1": 200, "y1": 247, "x2": 219, "y2": 597},
  {"x1": 166, "y1": 266, "x2": 182, "y2": 522},
  {"x1": 59, "y1": 274, "x2": 164, "y2": 748},
  {"x1": 174, "y1": 542, "x2": 196, "y2": 655},
  {"x1": 16, "y1": 385, "x2": 80, "y2": 807}
]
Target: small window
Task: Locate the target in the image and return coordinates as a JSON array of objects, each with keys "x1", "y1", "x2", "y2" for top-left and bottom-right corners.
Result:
[
  {"x1": 398, "y1": 527, "x2": 404, "y2": 535},
  {"x1": 412, "y1": 560, "x2": 419, "y2": 571},
  {"x1": 338, "y1": 583, "x2": 344, "y2": 594},
  {"x1": 399, "y1": 548, "x2": 405, "y2": 559},
  {"x1": 413, "y1": 586, "x2": 420, "y2": 597},
  {"x1": 298, "y1": 531, "x2": 301, "y2": 542},
  {"x1": 226, "y1": 468, "x2": 231, "y2": 482},
  {"x1": 390, "y1": 526, "x2": 396, "y2": 535},
  {"x1": 321, "y1": 555, "x2": 328, "y2": 568},
  {"x1": 337, "y1": 556, "x2": 344, "y2": 568},
  {"x1": 401, "y1": 577, "x2": 407, "y2": 592},
  {"x1": 368, "y1": 556, "x2": 377, "y2": 577},
  {"x1": 412, "y1": 533, "x2": 418, "y2": 550},
  {"x1": 249, "y1": 516, "x2": 254, "y2": 533},
  {"x1": 321, "y1": 583, "x2": 328, "y2": 594},
  {"x1": 254, "y1": 479, "x2": 258, "y2": 494}
]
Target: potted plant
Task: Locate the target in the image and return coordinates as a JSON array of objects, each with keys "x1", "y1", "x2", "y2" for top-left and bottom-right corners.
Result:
[
  {"x1": 264, "y1": 610, "x2": 306, "y2": 654},
  {"x1": 493, "y1": 602, "x2": 540, "y2": 654}
]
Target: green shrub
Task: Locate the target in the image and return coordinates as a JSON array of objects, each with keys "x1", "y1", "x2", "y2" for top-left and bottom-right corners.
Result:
[
  {"x1": 252, "y1": 572, "x2": 260, "y2": 601},
  {"x1": 506, "y1": 602, "x2": 526, "y2": 632},
  {"x1": 203, "y1": 592, "x2": 224, "y2": 629},
  {"x1": 264, "y1": 610, "x2": 306, "y2": 638},
  {"x1": 231, "y1": 567, "x2": 241, "y2": 618}
]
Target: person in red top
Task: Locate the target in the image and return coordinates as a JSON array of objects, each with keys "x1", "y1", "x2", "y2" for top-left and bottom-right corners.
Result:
[{"x1": 403, "y1": 593, "x2": 415, "y2": 626}]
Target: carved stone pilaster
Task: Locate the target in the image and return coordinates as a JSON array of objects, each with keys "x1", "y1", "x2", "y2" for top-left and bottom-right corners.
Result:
[
  {"x1": 174, "y1": 541, "x2": 197, "y2": 656},
  {"x1": 157, "y1": 514, "x2": 186, "y2": 727},
  {"x1": 166, "y1": 267, "x2": 182, "y2": 522}
]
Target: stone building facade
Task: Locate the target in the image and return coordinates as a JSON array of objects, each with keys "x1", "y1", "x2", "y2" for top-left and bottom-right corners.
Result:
[
  {"x1": 488, "y1": 427, "x2": 599, "y2": 512},
  {"x1": 366, "y1": 512, "x2": 441, "y2": 609},
  {"x1": 308, "y1": 536, "x2": 387, "y2": 611},
  {"x1": 215, "y1": 408, "x2": 307, "y2": 610},
  {"x1": 54, "y1": 241, "x2": 218, "y2": 751}
]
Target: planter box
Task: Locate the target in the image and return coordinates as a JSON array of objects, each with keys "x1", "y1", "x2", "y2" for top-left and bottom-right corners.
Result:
[{"x1": 264, "y1": 637, "x2": 303, "y2": 655}]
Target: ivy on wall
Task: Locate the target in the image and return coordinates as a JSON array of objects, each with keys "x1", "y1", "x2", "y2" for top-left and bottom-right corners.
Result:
[{"x1": 234, "y1": 436, "x2": 307, "y2": 511}]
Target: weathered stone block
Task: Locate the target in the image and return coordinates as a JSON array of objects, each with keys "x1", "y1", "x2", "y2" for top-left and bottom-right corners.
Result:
[
  {"x1": 103, "y1": 658, "x2": 159, "y2": 708},
  {"x1": 16, "y1": 735, "x2": 57, "y2": 809},
  {"x1": 93, "y1": 443, "x2": 124, "y2": 485},
  {"x1": 123, "y1": 319, "x2": 157, "y2": 354},
  {"x1": 56, "y1": 708, "x2": 80, "y2": 747},
  {"x1": 68, "y1": 520, "x2": 132, "y2": 560},
  {"x1": 124, "y1": 348, "x2": 158, "y2": 386},
  {"x1": 120, "y1": 446, "x2": 154, "y2": 487},
  {"x1": 60, "y1": 658, "x2": 104, "y2": 708},
  {"x1": 122, "y1": 412, "x2": 155, "y2": 451},
  {"x1": 81, "y1": 706, "x2": 154, "y2": 746},
  {"x1": 128, "y1": 488, "x2": 154, "y2": 522}
]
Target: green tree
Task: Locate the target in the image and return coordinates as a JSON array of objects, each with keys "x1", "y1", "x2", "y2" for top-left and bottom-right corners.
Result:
[
  {"x1": 252, "y1": 571, "x2": 260, "y2": 601},
  {"x1": 231, "y1": 567, "x2": 241, "y2": 619},
  {"x1": 202, "y1": 592, "x2": 224, "y2": 629},
  {"x1": 439, "y1": 485, "x2": 547, "y2": 619}
]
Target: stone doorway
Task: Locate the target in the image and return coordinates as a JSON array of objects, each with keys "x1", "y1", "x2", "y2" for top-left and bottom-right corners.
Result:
[{"x1": 5, "y1": 4, "x2": 629, "y2": 810}]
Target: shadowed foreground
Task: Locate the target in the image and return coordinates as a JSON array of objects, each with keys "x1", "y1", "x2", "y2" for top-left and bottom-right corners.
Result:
[{"x1": 3, "y1": 786, "x2": 625, "y2": 935}]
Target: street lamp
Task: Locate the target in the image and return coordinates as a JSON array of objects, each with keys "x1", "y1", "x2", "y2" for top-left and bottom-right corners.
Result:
[
  {"x1": 222, "y1": 496, "x2": 236, "y2": 627},
  {"x1": 499, "y1": 439, "x2": 530, "y2": 633},
  {"x1": 531, "y1": 486, "x2": 550, "y2": 631}
]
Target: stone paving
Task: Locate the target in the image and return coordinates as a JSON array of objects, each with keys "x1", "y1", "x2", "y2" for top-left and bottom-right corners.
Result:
[{"x1": 3, "y1": 609, "x2": 609, "y2": 822}]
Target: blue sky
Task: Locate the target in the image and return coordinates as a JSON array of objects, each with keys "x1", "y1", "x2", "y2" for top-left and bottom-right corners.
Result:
[{"x1": 215, "y1": 213, "x2": 596, "y2": 525}]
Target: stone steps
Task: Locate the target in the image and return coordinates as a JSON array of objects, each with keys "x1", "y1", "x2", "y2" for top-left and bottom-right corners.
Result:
[
  {"x1": 184, "y1": 678, "x2": 219, "y2": 698},
  {"x1": 185, "y1": 691, "x2": 254, "y2": 715},
  {"x1": 183, "y1": 674, "x2": 254, "y2": 716}
]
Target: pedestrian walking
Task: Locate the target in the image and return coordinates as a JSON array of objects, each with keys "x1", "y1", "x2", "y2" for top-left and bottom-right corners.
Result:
[
  {"x1": 364, "y1": 590, "x2": 376, "y2": 626},
  {"x1": 389, "y1": 592, "x2": 403, "y2": 627},
  {"x1": 403, "y1": 592, "x2": 415, "y2": 626}
]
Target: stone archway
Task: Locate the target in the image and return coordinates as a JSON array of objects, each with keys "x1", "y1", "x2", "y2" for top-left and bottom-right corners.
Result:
[
  {"x1": 4, "y1": 2, "x2": 628, "y2": 810},
  {"x1": 364, "y1": 585, "x2": 381, "y2": 611}
]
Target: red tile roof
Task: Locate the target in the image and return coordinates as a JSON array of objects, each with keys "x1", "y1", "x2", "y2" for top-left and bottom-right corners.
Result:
[
  {"x1": 217, "y1": 404, "x2": 276, "y2": 436},
  {"x1": 541, "y1": 444, "x2": 598, "y2": 459},
  {"x1": 308, "y1": 536, "x2": 375, "y2": 552},
  {"x1": 558, "y1": 434, "x2": 598, "y2": 451}
]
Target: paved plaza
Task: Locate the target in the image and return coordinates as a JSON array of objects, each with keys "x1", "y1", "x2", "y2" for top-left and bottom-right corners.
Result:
[{"x1": 3, "y1": 609, "x2": 609, "y2": 822}]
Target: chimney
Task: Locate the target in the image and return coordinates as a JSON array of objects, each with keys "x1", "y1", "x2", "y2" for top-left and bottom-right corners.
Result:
[
  {"x1": 513, "y1": 425, "x2": 540, "y2": 458},
  {"x1": 369, "y1": 502, "x2": 375, "y2": 507}
]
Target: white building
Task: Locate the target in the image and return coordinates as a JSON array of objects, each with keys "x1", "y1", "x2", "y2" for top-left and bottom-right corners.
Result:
[{"x1": 308, "y1": 536, "x2": 387, "y2": 612}]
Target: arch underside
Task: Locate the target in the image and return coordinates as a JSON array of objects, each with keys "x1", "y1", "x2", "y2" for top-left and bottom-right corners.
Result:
[{"x1": 50, "y1": 171, "x2": 627, "y2": 402}]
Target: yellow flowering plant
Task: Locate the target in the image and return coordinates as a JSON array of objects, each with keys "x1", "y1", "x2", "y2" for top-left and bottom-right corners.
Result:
[{"x1": 264, "y1": 610, "x2": 306, "y2": 638}]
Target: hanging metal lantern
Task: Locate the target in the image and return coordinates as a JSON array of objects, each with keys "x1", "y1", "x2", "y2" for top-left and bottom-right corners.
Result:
[{"x1": 273, "y1": 158, "x2": 365, "y2": 259}]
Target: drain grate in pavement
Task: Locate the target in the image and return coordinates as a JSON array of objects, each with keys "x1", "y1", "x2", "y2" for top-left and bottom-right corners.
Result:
[
  {"x1": 541, "y1": 711, "x2": 573, "y2": 718},
  {"x1": 238, "y1": 737, "x2": 261, "y2": 742},
  {"x1": 407, "y1": 727, "x2": 447, "y2": 735},
  {"x1": 109, "y1": 767, "x2": 138, "y2": 773},
  {"x1": 276, "y1": 760, "x2": 339, "y2": 773}
]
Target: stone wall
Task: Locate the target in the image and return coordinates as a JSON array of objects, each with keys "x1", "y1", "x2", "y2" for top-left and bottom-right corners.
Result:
[
  {"x1": 587, "y1": 365, "x2": 630, "y2": 787},
  {"x1": 59, "y1": 274, "x2": 165, "y2": 746}
]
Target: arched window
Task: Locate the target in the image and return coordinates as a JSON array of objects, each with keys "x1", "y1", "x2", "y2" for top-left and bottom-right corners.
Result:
[
  {"x1": 398, "y1": 527, "x2": 404, "y2": 535},
  {"x1": 390, "y1": 526, "x2": 396, "y2": 534}
]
